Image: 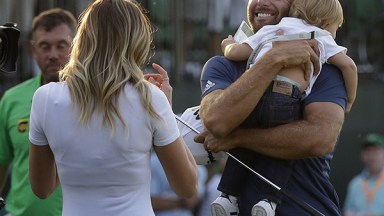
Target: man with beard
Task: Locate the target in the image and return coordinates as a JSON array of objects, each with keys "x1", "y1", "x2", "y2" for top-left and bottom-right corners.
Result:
[
  {"x1": 0, "y1": 8, "x2": 76, "y2": 216},
  {"x1": 196, "y1": 0, "x2": 347, "y2": 215}
]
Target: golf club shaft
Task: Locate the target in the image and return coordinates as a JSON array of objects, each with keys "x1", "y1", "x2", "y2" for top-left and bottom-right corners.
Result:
[
  {"x1": 225, "y1": 152, "x2": 325, "y2": 216},
  {"x1": 174, "y1": 114, "x2": 325, "y2": 216}
]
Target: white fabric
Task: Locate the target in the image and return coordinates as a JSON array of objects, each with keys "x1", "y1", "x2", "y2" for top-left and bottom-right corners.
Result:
[
  {"x1": 29, "y1": 82, "x2": 180, "y2": 216},
  {"x1": 177, "y1": 106, "x2": 224, "y2": 165},
  {"x1": 244, "y1": 17, "x2": 347, "y2": 97}
]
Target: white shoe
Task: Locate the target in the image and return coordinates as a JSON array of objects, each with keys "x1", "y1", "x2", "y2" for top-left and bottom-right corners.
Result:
[
  {"x1": 211, "y1": 194, "x2": 239, "y2": 216},
  {"x1": 251, "y1": 199, "x2": 277, "y2": 216}
]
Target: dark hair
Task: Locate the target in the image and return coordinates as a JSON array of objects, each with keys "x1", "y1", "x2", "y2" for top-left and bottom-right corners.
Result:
[{"x1": 32, "y1": 8, "x2": 77, "y2": 38}]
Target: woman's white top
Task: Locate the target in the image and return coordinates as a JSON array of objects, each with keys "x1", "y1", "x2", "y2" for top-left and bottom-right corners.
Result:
[{"x1": 29, "y1": 82, "x2": 180, "y2": 216}]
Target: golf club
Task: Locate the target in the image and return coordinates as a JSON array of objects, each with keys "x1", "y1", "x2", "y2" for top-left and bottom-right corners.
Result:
[{"x1": 175, "y1": 114, "x2": 325, "y2": 216}]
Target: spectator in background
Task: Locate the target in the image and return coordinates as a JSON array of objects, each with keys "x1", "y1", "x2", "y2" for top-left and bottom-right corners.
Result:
[
  {"x1": 344, "y1": 0, "x2": 384, "y2": 72},
  {"x1": 150, "y1": 151, "x2": 207, "y2": 216},
  {"x1": 184, "y1": 0, "x2": 207, "y2": 51},
  {"x1": 182, "y1": 0, "x2": 208, "y2": 80},
  {"x1": 207, "y1": 0, "x2": 248, "y2": 57},
  {"x1": 0, "y1": 8, "x2": 77, "y2": 216},
  {"x1": 344, "y1": 133, "x2": 384, "y2": 216}
]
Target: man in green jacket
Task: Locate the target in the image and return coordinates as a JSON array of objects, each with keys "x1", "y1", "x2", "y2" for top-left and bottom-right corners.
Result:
[{"x1": 0, "y1": 8, "x2": 76, "y2": 216}]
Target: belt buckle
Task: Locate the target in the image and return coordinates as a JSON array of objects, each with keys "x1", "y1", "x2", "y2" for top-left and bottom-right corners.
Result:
[{"x1": 272, "y1": 80, "x2": 293, "y2": 96}]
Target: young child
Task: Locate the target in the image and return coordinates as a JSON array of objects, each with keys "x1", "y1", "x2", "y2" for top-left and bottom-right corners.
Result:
[
  {"x1": 223, "y1": 0, "x2": 356, "y2": 112},
  {"x1": 211, "y1": 0, "x2": 357, "y2": 215}
]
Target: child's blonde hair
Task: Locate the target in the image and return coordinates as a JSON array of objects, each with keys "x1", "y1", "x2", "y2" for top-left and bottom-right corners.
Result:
[{"x1": 289, "y1": 0, "x2": 344, "y2": 28}]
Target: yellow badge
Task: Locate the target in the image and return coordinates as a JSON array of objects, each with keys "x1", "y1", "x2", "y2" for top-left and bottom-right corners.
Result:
[{"x1": 18, "y1": 119, "x2": 29, "y2": 133}]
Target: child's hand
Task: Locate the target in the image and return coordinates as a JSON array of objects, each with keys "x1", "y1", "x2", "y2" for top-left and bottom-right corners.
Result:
[{"x1": 221, "y1": 35, "x2": 237, "y2": 54}]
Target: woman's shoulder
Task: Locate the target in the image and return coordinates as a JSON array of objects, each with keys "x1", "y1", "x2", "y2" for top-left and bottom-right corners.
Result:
[{"x1": 34, "y1": 82, "x2": 69, "y2": 100}]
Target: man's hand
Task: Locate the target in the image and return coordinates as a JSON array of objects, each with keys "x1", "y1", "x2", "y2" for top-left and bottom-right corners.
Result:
[
  {"x1": 198, "y1": 100, "x2": 344, "y2": 160},
  {"x1": 194, "y1": 130, "x2": 236, "y2": 153},
  {"x1": 270, "y1": 39, "x2": 320, "y2": 81}
]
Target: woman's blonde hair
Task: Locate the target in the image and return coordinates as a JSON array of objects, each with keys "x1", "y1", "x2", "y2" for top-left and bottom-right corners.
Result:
[
  {"x1": 60, "y1": 0, "x2": 158, "y2": 131},
  {"x1": 289, "y1": 0, "x2": 344, "y2": 28}
]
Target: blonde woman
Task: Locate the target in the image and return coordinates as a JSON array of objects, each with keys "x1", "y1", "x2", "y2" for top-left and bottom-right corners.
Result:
[{"x1": 28, "y1": 0, "x2": 197, "y2": 215}]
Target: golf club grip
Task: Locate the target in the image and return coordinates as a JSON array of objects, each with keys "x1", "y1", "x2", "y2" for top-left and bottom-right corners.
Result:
[{"x1": 279, "y1": 188, "x2": 325, "y2": 216}]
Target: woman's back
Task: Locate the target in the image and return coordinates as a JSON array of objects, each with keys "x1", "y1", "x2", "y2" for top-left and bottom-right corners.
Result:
[
  {"x1": 29, "y1": 1, "x2": 197, "y2": 215},
  {"x1": 30, "y1": 82, "x2": 179, "y2": 215}
]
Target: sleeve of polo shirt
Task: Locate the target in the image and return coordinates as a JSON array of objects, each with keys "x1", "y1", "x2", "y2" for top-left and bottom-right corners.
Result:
[
  {"x1": 29, "y1": 86, "x2": 49, "y2": 146},
  {"x1": 304, "y1": 64, "x2": 347, "y2": 109}
]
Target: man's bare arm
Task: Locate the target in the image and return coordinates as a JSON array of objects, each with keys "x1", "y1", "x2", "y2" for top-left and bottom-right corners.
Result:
[
  {"x1": 197, "y1": 101, "x2": 344, "y2": 160},
  {"x1": 200, "y1": 39, "x2": 319, "y2": 138}
]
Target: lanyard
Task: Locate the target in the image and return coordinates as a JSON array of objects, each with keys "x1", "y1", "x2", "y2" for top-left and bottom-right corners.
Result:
[{"x1": 362, "y1": 169, "x2": 384, "y2": 205}]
